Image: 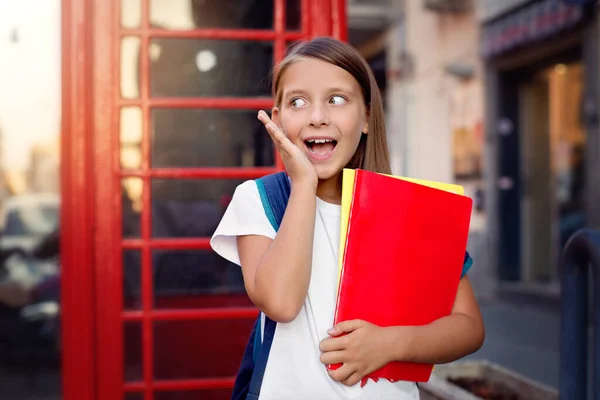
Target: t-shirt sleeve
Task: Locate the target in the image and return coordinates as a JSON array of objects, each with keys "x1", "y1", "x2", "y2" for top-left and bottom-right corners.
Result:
[{"x1": 210, "y1": 180, "x2": 276, "y2": 267}]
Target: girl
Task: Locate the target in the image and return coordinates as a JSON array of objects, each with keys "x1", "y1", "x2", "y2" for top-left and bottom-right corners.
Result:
[{"x1": 211, "y1": 37, "x2": 485, "y2": 399}]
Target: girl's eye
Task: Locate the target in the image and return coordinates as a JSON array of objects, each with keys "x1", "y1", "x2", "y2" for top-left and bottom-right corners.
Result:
[
  {"x1": 291, "y1": 98, "x2": 307, "y2": 108},
  {"x1": 329, "y1": 95, "x2": 347, "y2": 105}
]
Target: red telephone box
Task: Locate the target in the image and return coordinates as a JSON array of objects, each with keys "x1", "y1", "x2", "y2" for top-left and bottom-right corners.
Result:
[{"x1": 61, "y1": 1, "x2": 347, "y2": 399}]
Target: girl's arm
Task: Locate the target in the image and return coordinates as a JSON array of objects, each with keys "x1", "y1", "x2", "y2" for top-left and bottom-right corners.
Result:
[
  {"x1": 387, "y1": 276, "x2": 485, "y2": 364},
  {"x1": 237, "y1": 110, "x2": 319, "y2": 323},
  {"x1": 237, "y1": 181, "x2": 316, "y2": 323}
]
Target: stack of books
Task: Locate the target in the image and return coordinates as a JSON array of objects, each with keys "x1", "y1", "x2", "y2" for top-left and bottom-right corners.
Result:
[{"x1": 329, "y1": 169, "x2": 472, "y2": 384}]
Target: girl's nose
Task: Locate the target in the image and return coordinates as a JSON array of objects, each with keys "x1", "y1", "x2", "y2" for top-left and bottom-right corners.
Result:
[{"x1": 308, "y1": 104, "x2": 330, "y2": 127}]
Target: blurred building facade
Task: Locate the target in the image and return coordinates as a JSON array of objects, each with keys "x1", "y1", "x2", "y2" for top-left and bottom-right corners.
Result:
[
  {"x1": 478, "y1": 0, "x2": 599, "y2": 298},
  {"x1": 378, "y1": 0, "x2": 600, "y2": 301}
]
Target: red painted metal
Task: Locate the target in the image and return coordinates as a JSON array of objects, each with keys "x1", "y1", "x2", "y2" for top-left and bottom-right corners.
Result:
[
  {"x1": 121, "y1": 238, "x2": 212, "y2": 250},
  {"x1": 310, "y1": 0, "x2": 332, "y2": 37},
  {"x1": 332, "y1": 0, "x2": 348, "y2": 41},
  {"x1": 138, "y1": 1, "x2": 155, "y2": 398},
  {"x1": 119, "y1": 97, "x2": 275, "y2": 109},
  {"x1": 275, "y1": 0, "x2": 286, "y2": 63},
  {"x1": 121, "y1": 167, "x2": 279, "y2": 179},
  {"x1": 122, "y1": 308, "x2": 259, "y2": 321},
  {"x1": 124, "y1": 382, "x2": 146, "y2": 392},
  {"x1": 153, "y1": 377, "x2": 235, "y2": 390},
  {"x1": 61, "y1": 0, "x2": 96, "y2": 399},
  {"x1": 124, "y1": 377, "x2": 236, "y2": 392},
  {"x1": 94, "y1": 0, "x2": 124, "y2": 399},
  {"x1": 120, "y1": 29, "x2": 305, "y2": 41},
  {"x1": 302, "y1": 0, "x2": 310, "y2": 36}
]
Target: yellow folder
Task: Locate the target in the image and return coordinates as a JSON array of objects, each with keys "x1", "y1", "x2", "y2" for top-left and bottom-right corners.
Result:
[{"x1": 337, "y1": 168, "x2": 465, "y2": 288}]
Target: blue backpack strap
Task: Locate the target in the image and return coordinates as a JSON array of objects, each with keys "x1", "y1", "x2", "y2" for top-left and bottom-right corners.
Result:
[
  {"x1": 246, "y1": 317, "x2": 276, "y2": 399},
  {"x1": 245, "y1": 171, "x2": 290, "y2": 400},
  {"x1": 255, "y1": 172, "x2": 291, "y2": 231},
  {"x1": 462, "y1": 251, "x2": 473, "y2": 278}
]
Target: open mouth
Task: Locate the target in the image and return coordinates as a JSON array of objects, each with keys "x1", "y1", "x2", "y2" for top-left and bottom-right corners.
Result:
[{"x1": 305, "y1": 138, "x2": 337, "y2": 156}]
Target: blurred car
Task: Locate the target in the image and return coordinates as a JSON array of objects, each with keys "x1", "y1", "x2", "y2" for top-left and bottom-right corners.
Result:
[
  {"x1": 0, "y1": 194, "x2": 60, "y2": 304},
  {"x1": 0, "y1": 193, "x2": 59, "y2": 254}
]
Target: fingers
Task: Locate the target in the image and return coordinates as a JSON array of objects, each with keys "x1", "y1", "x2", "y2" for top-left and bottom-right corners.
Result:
[
  {"x1": 319, "y1": 334, "x2": 348, "y2": 352},
  {"x1": 342, "y1": 372, "x2": 363, "y2": 387},
  {"x1": 319, "y1": 350, "x2": 345, "y2": 366},
  {"x1": 257, "y1": 110, "x2": 287, "y2": 147},
  {"x1": 328, "y1": 320, "x2": 364, "y2": 336},
  {"x1": 327, "y1": 363, "x2": 355, "y2": 383},
  {"x1": 326, "y1": 360, "x2": 363, "y2": 387}
]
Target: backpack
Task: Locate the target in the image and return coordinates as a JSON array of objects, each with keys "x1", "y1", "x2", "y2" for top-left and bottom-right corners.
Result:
[{"x1": 230, "y1": 171, "x2": 473, "y2": 400}]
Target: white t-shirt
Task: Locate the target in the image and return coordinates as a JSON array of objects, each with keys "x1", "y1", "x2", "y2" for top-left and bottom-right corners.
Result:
[{"x1": 211, "y1": 180, "x2": 420, "y2": 400}]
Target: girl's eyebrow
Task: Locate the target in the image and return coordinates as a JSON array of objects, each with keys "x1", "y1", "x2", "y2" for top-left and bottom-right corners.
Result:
[
  {"x1": 283, "y1": 89, "x2": 307, "y2": 98},
  {"x1": 327, "y1": 87, "x2": 354, "y2": 95},
  {"x1": 283, "y1": 87, "x2": 355, "y2": 98}
]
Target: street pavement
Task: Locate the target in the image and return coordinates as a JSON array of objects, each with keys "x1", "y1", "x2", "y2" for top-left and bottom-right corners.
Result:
[{"x1": 464, "y1": 300, "x2": 561, "y2": 389}]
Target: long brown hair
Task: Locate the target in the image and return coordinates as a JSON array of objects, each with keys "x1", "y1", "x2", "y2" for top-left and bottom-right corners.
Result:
[{"x1": 272, "y1": 37, "x2": 392, "y2": 175}]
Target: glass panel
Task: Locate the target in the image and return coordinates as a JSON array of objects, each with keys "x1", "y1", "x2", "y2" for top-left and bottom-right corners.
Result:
[
  {"x1": 152, "y1": 109, "x2": 275, "y2": 168},
  {"x1": 150, "y1": 0, "x2": 274, "y2": 30},
  {"x1": 519, "y1": 61, "x2": 588, "y2": 280},
  {"x1": 150, "y1": 39, "x2": 272, "y2": 97},
  {"x1": 151, "y1": 179, "x2": 244, "y2": 238},
  {"x1": 121, "y1": 0, "x2": 141, "y2": 29},
  {"x1": 286, "y1": 0, "x2": 301, "y2": 31},
  {"x1": 155, "y1": 389, "x2": 232, "y2": 400},
  {"x1": 153, "y1": 319, "x2": 254, "y2": 380},
  {"x1": 122, "y1": 178, "x2": 143, "y2": 238},
  {"x1": 121, "y1": 36, "x2": 141, "y2": 99},
  {"x1": 0, "y1": 1, "x2": 62, "y2": 398},
  {"x1": 551, "y1": 63, "x2": 586, "y2": 249},
  {"x1": 126, "y1": 393, "x2": 144, "y2": 400},
  {"x1": 121, "y1": 107, "x2": 142, "y2": 170},
  {"x1": 124, "y1": 322, "x2": 143, "y2": 382},
  {"x1": 123, "y1": 250, "x2": 141, "y2": 310},
  {"x1": 153, "y1": 250, "x2": 249, "y2": 309}
]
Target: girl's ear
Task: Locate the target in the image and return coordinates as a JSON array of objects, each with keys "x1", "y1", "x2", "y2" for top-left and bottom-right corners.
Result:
[
  {"x1": 271, "y1": 106, "x2": 281, "y2": 126},
  {"x1": 362, "y1": 108, "x2": 369, "y2": 134}
]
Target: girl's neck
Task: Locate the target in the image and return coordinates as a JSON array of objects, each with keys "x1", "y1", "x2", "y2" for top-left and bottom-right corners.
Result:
[{"x1": 316, "y1": 173, "x2": 342, "y2": 205}]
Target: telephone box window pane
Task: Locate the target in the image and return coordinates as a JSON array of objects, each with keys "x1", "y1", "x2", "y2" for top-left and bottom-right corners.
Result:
[
  {"x1": 121, "y1": 0, "x2": 141, "y2": 29},
  {"x1": 123, "y1": 250, "x2": 141, "y2": 310},
  {"x1": 153, "y1": 319, "x2": 254, "y2": 380},
  {"x1": 149, "y1": 39, "x2": 272, "y2": 98},
  {"x1": 150, "y1": 0, "x2": 274, "y2": 30},
  {"x1": 123, "y1": 322, "x2": 143, "y2": 382},
  {"x1": 152, "y1": 109, "x2": 275, "y2": 168},
  {"x1": 286, "y1": 0, "x2": 301, "y2": 31},
  {"x1": 120, "y1": 107, "x2": 142, "y2": 170},
  {"x1": 121, "y1": 37, "x2": 141, "y2": 99},
  {"x1": 126, "y1": 393, "x2": 144, "y2": 400},
  {"x1": 122, "y1": 178, "x2": 142, "y2": 238},
  {"x1": 151, "y1": 179, "x2": 244, "y2": 238},
  {"x1": 152, "y1": 250, "x2": 250, "y2": 309}
]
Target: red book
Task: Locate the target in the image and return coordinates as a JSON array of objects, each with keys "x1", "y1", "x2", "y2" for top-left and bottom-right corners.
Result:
[{"x1": 331, "y1": 169, "x2": 473, "y2": 383}]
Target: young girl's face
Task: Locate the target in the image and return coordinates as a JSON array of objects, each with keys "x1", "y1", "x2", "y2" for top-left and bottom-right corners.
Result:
[{"x1": 272, "y1": 58, "x2": 369, "y2": 181}]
